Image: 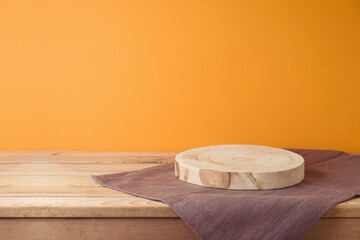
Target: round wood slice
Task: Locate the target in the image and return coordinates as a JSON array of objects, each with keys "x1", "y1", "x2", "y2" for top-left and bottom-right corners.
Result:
[{"x1": 175, "y1": 145, "x2": 304, "y2": 190}]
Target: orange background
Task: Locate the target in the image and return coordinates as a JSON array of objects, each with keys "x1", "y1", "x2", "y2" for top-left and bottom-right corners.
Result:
[{"x1": 0, "y1": 0, "x2": 359, "y2": 152}]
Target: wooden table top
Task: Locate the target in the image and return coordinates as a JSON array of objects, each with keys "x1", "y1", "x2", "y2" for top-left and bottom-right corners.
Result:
[{"x1": 0, "y1": 151, "x2": 359, "y2": 218}]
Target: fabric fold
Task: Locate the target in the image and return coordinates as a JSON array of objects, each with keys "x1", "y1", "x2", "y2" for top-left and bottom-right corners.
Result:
[{"x1": 92, "y1": 149, "x2": 360, "y2": 240}]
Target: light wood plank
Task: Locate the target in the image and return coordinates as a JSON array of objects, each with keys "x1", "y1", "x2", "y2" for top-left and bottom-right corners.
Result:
[
  {"x1": 0, "y1": 151, "x2": 177, "y2": 164},
  {"x1": 0, "y1": 218, "x2": 199, "y2": 240},
  {"x1": 322, "y1": 198, "x2": 360, "y2": 218},
  {"x1": 303, "y1": 218, "x2": 360, "y2": 240},
  {"x1": 0, "y1": 218, "x2": 358, "y2": 240},
  {"x1": 0, "y1": 151, "x2": 358, "y2": 219},
  {"x1": 0, "y1": 197, "x2": 176, "y2": 218}
]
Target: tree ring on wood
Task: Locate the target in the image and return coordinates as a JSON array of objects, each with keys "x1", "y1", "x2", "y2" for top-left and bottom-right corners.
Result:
[{"x1": 175, "y1": 145, "x2": 304, "y2": 190}]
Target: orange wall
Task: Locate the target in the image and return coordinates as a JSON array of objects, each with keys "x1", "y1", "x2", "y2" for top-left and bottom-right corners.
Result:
[{"x1": 0, "y1": 0, "x2": 359, "y2": 152}]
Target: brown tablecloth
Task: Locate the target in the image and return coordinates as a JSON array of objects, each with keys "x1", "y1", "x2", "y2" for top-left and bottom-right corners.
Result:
[{"x1": 93, "y1": 149, "x2": 360, "y2": 240}]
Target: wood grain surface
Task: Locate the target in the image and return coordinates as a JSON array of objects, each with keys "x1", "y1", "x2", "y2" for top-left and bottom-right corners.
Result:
[
  {"x1": 0, "y1": 218, "x2": 199, "y2": 240},
  {"x1": 175, "y1": 145, "x2": 305, "y2": 189},
  {"x1": 0, "y1": 151, "x2": 358, "y2": 240},
  {"x1": 0, "y1": 151, "x2": 357, "y2": 218},
  {"x1": 0, "y1": 218, "x2": 358, "y2": 240}
]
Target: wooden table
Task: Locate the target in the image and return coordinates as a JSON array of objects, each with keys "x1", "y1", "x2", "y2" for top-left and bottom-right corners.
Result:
[{"x1": 0, "y1": 151, "x2": 359, "y2": 240}]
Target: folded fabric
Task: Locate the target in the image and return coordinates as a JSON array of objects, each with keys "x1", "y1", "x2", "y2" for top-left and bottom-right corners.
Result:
[{"x1": 92, "y1": 149, "x2": 360, "y2": 240}]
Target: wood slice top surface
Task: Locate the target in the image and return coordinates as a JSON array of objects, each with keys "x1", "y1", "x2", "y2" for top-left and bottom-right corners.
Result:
[{"x1": 175, "y1": 145, "x2": 305, "y2": 190}]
